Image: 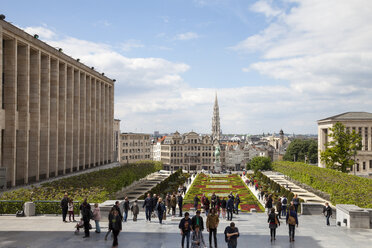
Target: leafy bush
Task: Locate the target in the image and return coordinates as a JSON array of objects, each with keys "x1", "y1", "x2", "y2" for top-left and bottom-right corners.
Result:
[
  {"x1": 283, "y1": 139, "x2": 318, "y2": 163},
  {"x1": 273, "y1": 161, "x2": 372, "y2": 208},
  {"x1": 0, "y1": 200, "x2": 24, "y2": 215},
  {"x1": 247, "y1": 156, "x2": 272, "y2": 172}
]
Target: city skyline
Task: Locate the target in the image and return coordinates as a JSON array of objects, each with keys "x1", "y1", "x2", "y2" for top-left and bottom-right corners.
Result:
[{"x1": 2, "y1": 0, "x2": 372, "y2": 134}]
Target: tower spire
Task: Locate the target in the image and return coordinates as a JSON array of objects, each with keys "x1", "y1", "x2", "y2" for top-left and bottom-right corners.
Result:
[{"x1": 212, "y1": 93, "x2": 221, "y2": 144}]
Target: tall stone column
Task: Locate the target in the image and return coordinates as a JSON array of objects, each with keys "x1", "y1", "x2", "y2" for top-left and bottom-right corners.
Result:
[
  {"x1": 49, "y1": 58, "x2": 59, "y2": 177},
  {"x1": 79, "y1": 72, "x2": 86, "y2": 169},
  {"x1": 58, "y1": 62, "x2": 66, "y2": 174},
  {"x1": 90, "y1": 78, "x2": 96, "y2": 166},
  {"x1": 73, "y1": 70, "x2": 80, "y2": 171},
  {"x1": 96, "y1": 80, "x2": 101, "y2": 165},
  {"x1": 85, "y1": 75, "x2": 91, "y2": 168},
  {"x1": 369, "y1": 127, "x2": 372, "y2": 152},
  {"x1": 110, "y1": 85, "x2": 114, "y2": 162},
  {"x1": 100, "y1": 82, "x2": 104, "y2": 165},
  {"x1": 66, "y1": 66, "x2": 73, "y2": 173},
  {"x1": 103, "y1": 84, "x2": 107, "y2": 163},
  {"x1": 40, "y1": 54, "x2": 50, "y2": 179},
  {"x1": 3, "y1": 38, "x2": 17, "y2": 187},
  {"x1": 28, "y1": 49, "x2": 40, "y2": 182},
  {"x1": 16, "y1": 43, "x2": 30, "y2": 185}
]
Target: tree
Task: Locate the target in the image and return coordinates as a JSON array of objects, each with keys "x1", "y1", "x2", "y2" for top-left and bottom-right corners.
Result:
[
  {"x1": 283, "y1": 139, "x2": 318, "y2": 163},
  {"x1": 320, "y1": 122, "x2": 362, "y2": 173},
  {"x1": 247, "y1": 156, "x2": 272, "y2": 172}
]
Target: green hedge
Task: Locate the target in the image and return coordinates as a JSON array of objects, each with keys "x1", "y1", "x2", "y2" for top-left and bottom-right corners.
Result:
[
  {"x1": 34, "y1": 201, "x2": 81, "y2": 215},
  {"x1": 273, "y1": 161, "x2": 372, "y2": 208},
  {"x1": 0, "y1": 161, "x2": 162, "y2": 211},
  {"x1": 0, "y1": 200, "x2": 24, "y2": 215}
]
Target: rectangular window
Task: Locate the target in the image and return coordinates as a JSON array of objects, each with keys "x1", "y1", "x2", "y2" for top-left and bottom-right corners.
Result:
[
  {"x1": 365, "y1": 127, "x2": 368, "y2": 151},
  {"x1": 357, "y1": 163, "x2": 359, "y2": 172},
  {"x1": 370, "y1": 160, "x2": 372, "y2": 169},
  {"x1": 363, "y1": 162, "x2": 366, "y2": 170}
]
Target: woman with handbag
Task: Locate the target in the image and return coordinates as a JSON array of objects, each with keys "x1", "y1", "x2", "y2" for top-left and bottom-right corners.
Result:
[
  {"x1": 286, "y1": 205, "x2": 298, "y2": 242},
  {"x1": 268, "y1": 208, "x2": 280, "y2": 241}
]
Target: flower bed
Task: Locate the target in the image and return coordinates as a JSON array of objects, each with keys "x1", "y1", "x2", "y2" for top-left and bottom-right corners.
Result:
[{"x1": 184, "y1": 173, "x2": 264, "y2": 212}]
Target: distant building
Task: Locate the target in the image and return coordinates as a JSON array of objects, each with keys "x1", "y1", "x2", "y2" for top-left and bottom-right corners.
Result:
[
  {"x1": 318, "y1": 112, "x2": 372, "y2": 178},
  {"x1": 113, "y1": 119, "x2": 121, "y2": 162},
  {"x1": 120, "y1": 133, "x2": 151, "y2": 164}
]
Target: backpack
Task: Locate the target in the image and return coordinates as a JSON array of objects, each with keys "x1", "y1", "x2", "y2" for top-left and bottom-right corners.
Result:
[
  {"x1": 282, "y1": 198, "x2": 287, "y2": 205},
  {"x1": 16, "y1": 210, "x2": 25, "y2": 217}
]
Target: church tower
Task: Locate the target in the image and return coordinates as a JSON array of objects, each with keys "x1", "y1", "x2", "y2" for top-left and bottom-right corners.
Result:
[{"x1": 212, "y1": 93, "x2": 221, "y2": 144}]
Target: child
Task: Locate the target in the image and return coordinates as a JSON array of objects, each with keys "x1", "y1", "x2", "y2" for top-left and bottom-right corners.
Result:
[
  {"x1": 131, "y1": 200, "x2": 139, "y2": 221},
  {"x1": 93, "y1": 203, "x2": 101, "y2": 233},
  {"x1": 68, "y1": 198, "x2": 75, "y2": 222},
  {"x1": 74, "y1": 218, "x2": 84, "y2": 234}
]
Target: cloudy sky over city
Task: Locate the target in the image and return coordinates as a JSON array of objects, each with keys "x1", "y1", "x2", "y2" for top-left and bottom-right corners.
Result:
[{"x1": 3, "y1": 0, "x2": 372, "y2": 134}]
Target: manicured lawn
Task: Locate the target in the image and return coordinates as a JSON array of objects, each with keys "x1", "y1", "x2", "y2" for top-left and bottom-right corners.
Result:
[{"x1": 184, "y1": 173, "x2": 264, "y2": 212}]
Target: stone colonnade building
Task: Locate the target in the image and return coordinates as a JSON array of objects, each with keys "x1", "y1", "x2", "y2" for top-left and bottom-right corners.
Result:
[
  {"x1": 0, "y1": 19, "x2": 115, "y2": 187},
  {"x1": 318, "y1": 112, "x2": 372, "y2": 178}
]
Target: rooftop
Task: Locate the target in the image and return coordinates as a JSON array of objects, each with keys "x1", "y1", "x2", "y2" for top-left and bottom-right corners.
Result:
[{"x1": 318, "y1": 112, "x2": 372, "y2": 122}]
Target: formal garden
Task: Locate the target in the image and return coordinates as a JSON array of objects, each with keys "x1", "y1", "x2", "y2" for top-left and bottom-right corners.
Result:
[
  {"x1": 0, "y1": 161, "x2": 162, "y2": 214},
  {"x1": 272, "y1": 161, "x2": 372, "y2": 208},
  {"x1": 183, "y1": 173, "x2": 264, "y2": 212}
]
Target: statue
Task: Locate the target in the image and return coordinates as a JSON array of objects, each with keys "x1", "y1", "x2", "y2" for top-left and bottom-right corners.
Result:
[{"x1": 214, "y1": 145, "x2": 221, "y2": 163}]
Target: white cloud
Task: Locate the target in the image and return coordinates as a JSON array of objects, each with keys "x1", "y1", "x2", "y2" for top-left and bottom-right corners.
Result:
[
  {"x1": 120, "y1": 40, "x2": 144, "y2": 52},
  {"x1": 250, "y1": 0, "x2": 282, "y2": 18},
  {"x1": 174, "y1": 32, "x2": 199, "y2": 41},
  {"x1": 24, "y1": 26, "x2": 56, "y2": 39}
]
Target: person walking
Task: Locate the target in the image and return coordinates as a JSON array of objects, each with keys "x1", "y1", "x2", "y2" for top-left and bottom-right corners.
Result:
[
  {"x1": 131, "y1": 200, "x2": 139, "y2": 221},
  {"x1": 178, "y1": 193, "x2": 184, "y2": 217},
  {"x1": 234, "y1": 194, "x2": 240, "y2": 215},
  {"x1": 80, "y1": 198, "x2": 92, "y2": 238},
  {"x1": 143, "y1": 193, "x2": 153, "y2": 222},
  {"x1": 93, "y1": 203, "x2": 101, "y2": 233},
  {"x1": 211, "y1": 192, "x2": 217, "y2": 209},
  {"x1": 191, "y1": 225, "x2": 206, "y2": 248},
  {"x1": 206, "y1": 208, "x2": 219, "y2": 248},
  {"x1": 323, "y1": 202, "x2": 332, "y2": 226},
  {"x1": 268, "y1": 208, "x2": 280, "y2": 241},
  {"x1": 201, "y1": 194, "x2": 206, "y2": 212},
  {"x1": 265, "y1": 195, "x2": 273, "y2": 215},
  {"x1": 221, "y1": 197, "x2": 227, "y2": 219},
  {"x1": 111, "y1": 209, "x2": 122, "y2": 248},
  {"x1": 157, "y1": 198, "x2": 166, "y2": 224},
  {"x1": 105, "y1": 207, "x2": 115, "y2": 241},
  {"x1": 113, "y1": 201, "x2": 123, "y2": 221},
  {"x1": 286, "y1": 205, "x2": 298, "y2": 242},
  {"x1": 166, "y1": 193, "x2": 171, "y2": 215},
  {"x1": 276, "y1": 198, "x2": 282, "y2": 219},
  {"x1": 194, "y1": 195, "x2": 200, "y2": 212},
  {"x1": 224, "y1": 222, "x2": 239, "y2": 248},
  {"x1": 179, "y1": 212, "x2": 193, "y2": 248},
  {"x1": 171, "y1": 192, "x2": 177, "y2": 216},
  {"x1": 152, "y1": 194, "x2": 159, "y2": 217},
  {"x1": 60, "y1": 193, "x2": 69, "y2": 223},
  {"x1": 216, "y1": 196, "x2": 221, "y2": 217},
  {"x1": 68, "y1": 198, "x2": 75, "y2": 222},
  {"x1": 204, "y1": 198, "x2": 210, "y2": 217},
  {"x1": 227, "y1": 196, "x2": 234, "y2": 221},
  {"x1": 192, "y1": 210, "x2": 204, "y2": 232},
  {"x1": 281, "y1": 196, "x2": 288, "y2": 217},
  {"x1": 292, "y1": 194, "x2": 300, "y2": 213},
  {"x1": 123, "y1": 197, "x2": 129, "y2": 222}
]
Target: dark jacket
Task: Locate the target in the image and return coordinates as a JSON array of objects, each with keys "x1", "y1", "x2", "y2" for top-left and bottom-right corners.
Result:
[
  {"x1": 323, "y1": 206, "x2": 332, "y2": 217},
  {"x1": 193, "y1": 196, "x2": 200, "y2": 206},
  {"x1": 80, "y1": 203, "x2": 92, "y2": 221},
  {"x1": 178, "y1": 195, "x2": 183, "y2": 206},
  {"x1": 268, "y1": 213, "x2": 280, "y2": 227},
  {"x1": 235, "y1": 196, "x2": 240, "y2": 205},
  {"x1": 292, "y1": 197, "x2": 300, "y2": 206},
  {"x1": 108, "y1": 212, "x2": 114, "y2": 230},
  {"x1": 111, "y1": 214, "x2": 122, "y2": 231},
  {"x1": 123, "y1": 200, "x2": 130, "y2": 212},
  {"x1": 143, "y1": 197, "x2": 153, "y2": 208},
  {"x1": 157, "y1": 202, "x2": 166, "y2": 214},
  {"x1": 179, "y1": 217, "x2": 192, "y2": 232},
  {"x1": 152, "y1": 196, "x2": 159, "y2": 209},
  {"x1": 227, "y1": 198, "x2": 234, "y2": 211},
  {"x1": 221, "y1": 199, "x2": 227, "y2": 209},
  {"x1": 266, "y1": 198, "x2": 273, "y2": 209},
  {"x1": 224, "y1": 226, "x2": 239, "y2": 246},
  {"x1": 204, "y1": 199, "x2": 210, "y2": 211},
  {"x1": 191, "y1": 215, "x2": 204, "y2": 231},
  {"x1": 60, "y1": 197, "x2": 69, "y2": 209},
  {"x1": 114, "y1": 205, "x2": 123, "y2": 220},
  {"x1": 286, "y1": 210, "x2": 298, "y2": 225}
]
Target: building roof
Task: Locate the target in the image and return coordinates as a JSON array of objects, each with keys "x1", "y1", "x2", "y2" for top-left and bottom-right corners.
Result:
[{"x1": 318, "y1": 112, "x2": 372, "y2": 122}]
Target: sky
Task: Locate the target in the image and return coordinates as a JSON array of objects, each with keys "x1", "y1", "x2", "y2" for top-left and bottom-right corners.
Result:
[{"x1": 2, "y1": 0, "x2": 372, "y2": 135}]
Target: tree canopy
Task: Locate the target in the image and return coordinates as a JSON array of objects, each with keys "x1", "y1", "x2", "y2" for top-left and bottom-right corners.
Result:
[
  {"x1": 283, "y1": 139, "x2": 318, "y2": 164},
  {"x1": 247, "y1": 156, "x2": 272, "y2": 172},
  {"x1": 320, "y1": 122, "x2": 362, "y2": 173}
]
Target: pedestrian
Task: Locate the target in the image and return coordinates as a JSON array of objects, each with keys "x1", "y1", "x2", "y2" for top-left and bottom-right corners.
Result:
[
  {"x1": 178, "y1": 193, "x2": 184, "y2": 217},
  {"x1": 234, "y1": 194, "x2": 240, "y2": 215},
  {"x1": 211, "y1": 192, "x2": 217, "y2": 209},
  {"x1": 152, "y1": 194, "x2": 159, "y2": 218},
  {"x1": 204, "y1": 198, "x2": 210, "y2": 217},
  {"x1": 201, "y1": 194, "x2": 206, "y2": 212},
  {"x1": 281, "y1": 196, "x2": 288, "y2": 217},
  {"x1": 221, "y1": 197, "x2": 227, "y2": 219},
  {"x1": 194, "y1": 195, "x2": 200, "y2": 212},
  {"x1": 183, "y1": 185, "x2": 187, "y2": 195},
  {"x1": 105, "y1": 207, "x2": 115, "y2": 241},
  {"x1": 111, "y1": 209, "x2": 122, "y2": 248},
  {"x1": 79, "y1": 198, "x2": 92, "y2": 238},
  {"x1": 292, "y1": 194, "x2": 300, "y2": 213},
  {"x1": 216, "y1": 196, "x2": 221, "y2": 217},
  {"x1": 143, "y1": 193, "x2": 153, "y2": 222},
  {"x1": 171, "y1": 192, "x2": 177, "y2": 216},
  {"x1": 268, "y1": 208, "x2": 280, "y2": 241},
  {"x1": 206, "y1": 208, "x2": 219, "y2": 248},
  {"x1": 179, "y1": 212, "x2": 193, "y2": 248},
  {"x1": 191, "y1": 224, "x2": 206, "y2": 248},
  {"x1": 123, "y1": 197, "x2": 129, "y2": 222},
  {"x1": 68, "y1": 198, "x2": 75, "y2": 222},
  {"x1": 93, "y1": 203, "x2": 101, "y2": 233},
  {"x1": 166, "y1": 193, "x2": 171, "y2": 215},
  {"x1": 228, "y1": 192, "x2": 234, "y2": 202},
  {"x1": 265, "y1": 195, "x2": 273, "y2": 215},
  {"x1": 323, "y1": 202, "x2": 332, "y2": 226},
  {"x1": 224, "y1": 222, "x2": 239, "y2": 248},
  {"x1": 276, "y1": 198, "x2": 282, "y2": 219},
  {"x1": 227, "y1": 196, "x2": 234, "y2": 221},
  {"x1": 114, "y1": 201, "x2": 123, "y2": 221},
  {"x1": 60, "y1": 192, "x2": 69, "y2": 223},
  {"x1": 286, "y1": 205, "x2": 298, "y2": 242},
  {"x1": 191, "y1": 210, "x2": 204, "y2": 232},
  {"x1": 157, "y1": 197, "x2": 166, "y2": 224},
  {"x1": 131, "y1": 200, "x2": 139, "y2": 221}
]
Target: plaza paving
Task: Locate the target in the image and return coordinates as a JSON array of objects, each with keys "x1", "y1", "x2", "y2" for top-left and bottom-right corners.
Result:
[{"x1": 0, "y1": 212, "x2": 371, "y2": 248}]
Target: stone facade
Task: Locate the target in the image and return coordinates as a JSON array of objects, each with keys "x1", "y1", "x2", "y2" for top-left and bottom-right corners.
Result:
[
  {"x1": 0, "y1": 20, "x2": 115, "y2": 187},
  {"x1": 318, "y1": 112, "x2": 372, "y2": 178},
  {"x1": 120, "y1": 133, "x2": 151, "y2": 164},
  {"x1": 113, "y1": 119, "x2": 121, "y2": 162}
]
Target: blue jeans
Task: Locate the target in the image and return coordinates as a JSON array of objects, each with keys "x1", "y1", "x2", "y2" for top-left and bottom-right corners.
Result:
[
  {"x1": 145, "y1": 206, "x2": 152, "y2": 221},
  {"x1": 234, "y1": 203, "x2": 239, "y2": 214},
  {"x1": 123, "y1": 210, "x2": 128, "y2": 222},
  {"x1": 158, "y1": 211, "x2": 163, "y2": 224},
  {"x1": 281, "y1": 206, "x2": 287, "y2": 216},
  {"x1": 326, "y1": 215, "x2": 330, "y2": 225},
  {"x1": 181, "y1": 231, "x2": 190, "y2": 248},
  {"x1": 95, "y1": 220, "x2": 100, "y2": 233},
  {"x1": 228, "y1": 243, "x2": 237, "y2": 248}
]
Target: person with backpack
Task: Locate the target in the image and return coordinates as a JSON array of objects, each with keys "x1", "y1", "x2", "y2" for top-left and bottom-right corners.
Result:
[
  {"x1": 191, "y1": 210, "x2": 204, "y2": 232},
  {"x1": 206, "y1": 208, "x2": 219, "y2": 248},
  {"x1": 323, "y1": 202, "x2": 332, "y2": 226},
  {"x1": 179, "y1": 212, "x2": 193, "y2": 248},
  {"x1": 191, "y1": 224, "x2": 206, "y2": 248},
  {"x1": 157, "y1": 198, "x2": 166, "y2": 224},
  {"x1": 265, "y1": 195, "x2": 273, "y2": 215},
  {"x1": 224, "y1": 222, "x2": 239, "y2": 248},
  {"x1": 281, "y1": 196, "x2": 288, "y2": 217},
  {"x1": 286, "y1": 205, "x2": 298, "y2": 242},
  {"x1": 268, "y1": 208, "x2": 280, "y2": 241}
]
